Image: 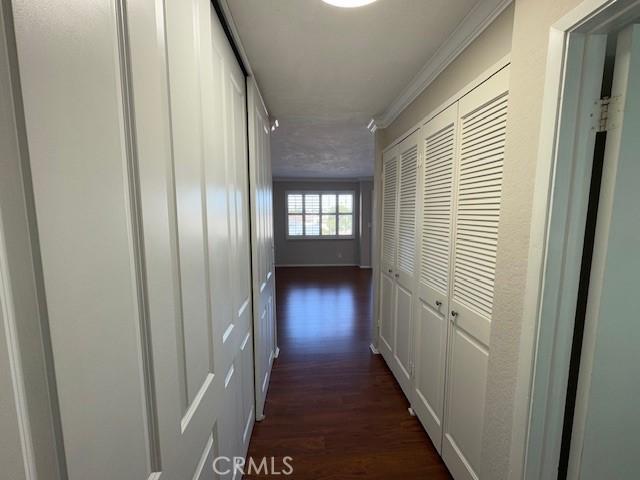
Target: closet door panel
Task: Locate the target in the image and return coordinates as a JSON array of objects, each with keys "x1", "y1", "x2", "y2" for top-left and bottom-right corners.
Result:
[
  {"x1": 239, "y1": 328, "x2": 255, "y2": 454},
  {"x1": 444, "y1": 329, "x2": 489, "y2": 479},
  {"x1": 418, "y1": 104, "x2": 457, "y2": 307},
  {"x1": 392, "y1": 130, "x2": 420, "y2": 396},
  {"x1": 443, "y1": 65, "x2": 510, "y2": 480},
  {"x1": 413, "y1": 103, "x2": 458, "y2": 449},
  {"x1": 396, "y1": 135, "x2": 419, "y2": 287},
  {"x1": 379, "y1": 147, "x2": 399, "y2": 362},
  {"x1": 381, "y1": 149, "x2": 399, "y2": 275},
  {"x1": 215, "y1": 20, "x2": 252, "y2": 371},
  {"x1": 165, "y1": 0, "x2": 214, "y2": 408},
  {"x1": 379, "y1": 268, "x2": 395, "y2": 360},
  {"x1": 414, "y1": 302, "x2": 447, "y2": 442}
]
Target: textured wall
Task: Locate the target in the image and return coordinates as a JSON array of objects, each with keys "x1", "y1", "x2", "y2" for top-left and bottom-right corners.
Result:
[
  {"x1": 482, "y1": 0, "x2": 584, "y2": 478},
  {"x1": 273, "y1": 180, "x2": 362, "y2": 266}
]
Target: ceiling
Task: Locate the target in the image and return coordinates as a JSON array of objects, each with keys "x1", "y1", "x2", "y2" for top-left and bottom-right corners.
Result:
[{"x1": 226, "y1": 0, "x2": 480, "y2": 178}]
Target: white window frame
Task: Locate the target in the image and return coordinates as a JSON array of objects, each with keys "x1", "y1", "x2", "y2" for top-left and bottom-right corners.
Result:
[{"x1": 285, "y1": 190, "x2": 356, "y2": 240}]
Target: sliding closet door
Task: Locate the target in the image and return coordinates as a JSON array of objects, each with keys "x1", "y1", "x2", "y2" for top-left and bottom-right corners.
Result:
[
  {"x1": 248, "y1": 78, "x2": 277, "y2": 422},
  {"x1": 379, "y1": 147, "x2": 399, "y2": 363},
  {"x1": 442, "y1": 66, "x2": 510, "y2": 480},
  {"x1": 412, "y1": 103, "x2": 458, "y2": 451},
  {"x1": 11, "y1": 0, "x2": 255, "y2": 478},
  {"x1": 209, "y1": 7, "x2": 255, "y2": 468},
  {"x1": 566, "y1": 25, "x2": 640, "y2": 480}
]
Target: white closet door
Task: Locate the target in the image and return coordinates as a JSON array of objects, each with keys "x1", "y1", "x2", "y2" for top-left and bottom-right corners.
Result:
[
  {"x1": 412, "y1": 103, "x2": 458, "y2": 451},
  {"x1": 212, "y1": 10, "x2": 254, "y2": 468},
  {"x1": 391, "y1": 130, "x2": 420, "y2": 397},
  {"x1": 248, "y1": 78, "x2": 277, "y2": 422},
  {"x1": 13, "y1": 1, "x2": 171, "y2": 477},
  {"x1": 442, "y1": 66, "x2": 510, "y2": 480},
  {"x1": 379, "y1": 147, "x2": 399, "y2": 363},
  {"x1": 567, "y1": 25, "x2": 640, "y2": 480},
  {"x1": 11, "y1": 0, "x2": 255, "y2": 478}
]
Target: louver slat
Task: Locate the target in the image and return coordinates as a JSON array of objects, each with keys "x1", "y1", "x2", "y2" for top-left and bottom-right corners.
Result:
[
  {"x1": 453, "y1": 92, "x2": 508, "y2": 319},
  {"x1": 421, "y1": 124, "x2": 455, "y2": 295},
  {"x1": 398, "y1": 145, "x2": 418, "y2": 274},
  {"x1": 382, "y1": 155, "x2": 398, "y2": 268}
]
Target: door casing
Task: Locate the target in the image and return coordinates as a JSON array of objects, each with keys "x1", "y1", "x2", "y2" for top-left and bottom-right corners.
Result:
[{"x1": 515, "y1": 1, "x2": 640, "y2": 479}]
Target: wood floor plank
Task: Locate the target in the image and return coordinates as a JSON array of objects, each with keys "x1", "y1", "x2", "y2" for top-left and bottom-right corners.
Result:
[{"x1": 245, "y1": 266, "x2": 451, "y2": 479}]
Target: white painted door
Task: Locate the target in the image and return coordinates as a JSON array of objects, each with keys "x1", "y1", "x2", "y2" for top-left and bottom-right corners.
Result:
[
  {"x1": 0, "y1": 247, "x2": 32, "y2": 480},
  {"x1": 199, "y1": 4, "x2": 255, "y2": 472},
  {"x1": 379, "y1": 147, "x2": 399, "y2": 364},
  {"x1": 248, "y1": 78, "x2": 277, "y2": 422},
  {"x1": 412, "y1": 103, "x2": 458, "y2": 452},
  {"x1": 10, "y1": 1, "x2": 255, "y2": 479},
  {"x1": 442, "y1": 66, "x2": 510, "y2": 480},
  {"x1": 567, "y1": 24, "x2": 640, "y2": 480},
  {"x1": 391, "y1": 131, "x2": 420, "y2": 397},
  {"x1": 379, "y1": 131, "x2": 419, "y2": 398}
]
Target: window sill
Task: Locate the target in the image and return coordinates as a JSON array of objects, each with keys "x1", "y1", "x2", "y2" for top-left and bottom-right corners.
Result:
[{"x1": 286, "y1": 235, "x2": 355, "y2": 241}]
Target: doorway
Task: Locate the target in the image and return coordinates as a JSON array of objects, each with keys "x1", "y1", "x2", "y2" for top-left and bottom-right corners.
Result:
[{"x1": 522, "y1": 2, "x2": 640, "y2": 478}]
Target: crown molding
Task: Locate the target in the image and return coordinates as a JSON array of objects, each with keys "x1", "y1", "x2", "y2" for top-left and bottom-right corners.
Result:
[{"x1": 372, "y1": 0, "x2": 513, "y2": 129}]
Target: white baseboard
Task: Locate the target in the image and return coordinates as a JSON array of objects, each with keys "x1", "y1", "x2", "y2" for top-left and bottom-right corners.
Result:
[
  {"x1": 274, "y1": 347, "x2": 280, "y2": 358},
  {"x1": 369, "y1": 343, "x2": 380, "y2": 355},
  {"x1": 359, "y1": 265, "x2": 372, "y2": 269},
  {"x1": 275, "y1": 263, "x2": 358, "y2": 267}
]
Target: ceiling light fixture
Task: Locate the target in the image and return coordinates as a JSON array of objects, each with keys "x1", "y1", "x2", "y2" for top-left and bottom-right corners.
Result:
[{"x1": 322, "y1": 0, "x2": 378, "y2": 8}]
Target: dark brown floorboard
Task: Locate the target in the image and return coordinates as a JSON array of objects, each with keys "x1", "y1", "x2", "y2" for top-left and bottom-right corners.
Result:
[{"x1": 245, "y1": 266, "x2": 451, "y2": 479}]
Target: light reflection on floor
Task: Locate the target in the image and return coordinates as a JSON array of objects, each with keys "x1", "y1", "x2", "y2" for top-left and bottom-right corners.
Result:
[{"x1": 283, "y1": 286, "x2": 357, "y2": 340}]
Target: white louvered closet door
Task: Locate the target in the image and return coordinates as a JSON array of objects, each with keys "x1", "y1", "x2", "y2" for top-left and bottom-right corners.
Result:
[
  {"x1": 412, "y1": 103, "x2": 458, "y2": 452},
  {"x1": 379, "y1": 147, "x2": 399, "y2": 365},
  {"x1": 391, "y1": 130, "x2": 420, "y2": 397},
  {"x1": 442, "y1": 66, "x2": 510, "y2": 480}
]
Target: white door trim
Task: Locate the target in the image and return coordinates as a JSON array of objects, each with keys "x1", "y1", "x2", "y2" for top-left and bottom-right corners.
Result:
[{"x1": 511, "y1": 1, "x2": 640, "y2": 479}]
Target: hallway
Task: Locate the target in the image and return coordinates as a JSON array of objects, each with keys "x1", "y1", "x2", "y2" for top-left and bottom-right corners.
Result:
[{"x1": 246, "y1": 267, "x2": 451, "y2": 479}]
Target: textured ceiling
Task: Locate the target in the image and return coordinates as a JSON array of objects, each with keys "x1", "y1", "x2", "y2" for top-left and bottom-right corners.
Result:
[{"x1": 227, "y1": 0, "x2": 479, "y2": 178}]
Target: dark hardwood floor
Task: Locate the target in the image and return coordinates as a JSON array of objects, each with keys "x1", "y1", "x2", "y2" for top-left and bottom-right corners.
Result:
[{"x1": 245, "y1": 266, "x2": 451, "y2": 479}]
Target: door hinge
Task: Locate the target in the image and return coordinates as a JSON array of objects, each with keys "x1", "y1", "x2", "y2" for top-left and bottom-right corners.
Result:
[{"x1": 596, "y1": 96, "x2": 611, "y2": 132}]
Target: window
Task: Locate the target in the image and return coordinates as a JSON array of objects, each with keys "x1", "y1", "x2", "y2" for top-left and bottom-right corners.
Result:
[{"x1": 287, "y1": 192, "x2": 354, "y2": 238}]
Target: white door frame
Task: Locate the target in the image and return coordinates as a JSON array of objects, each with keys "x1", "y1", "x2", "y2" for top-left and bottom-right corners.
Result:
[{"x1": 510, "y1": 1, "x2": 640, "y2": 479}]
